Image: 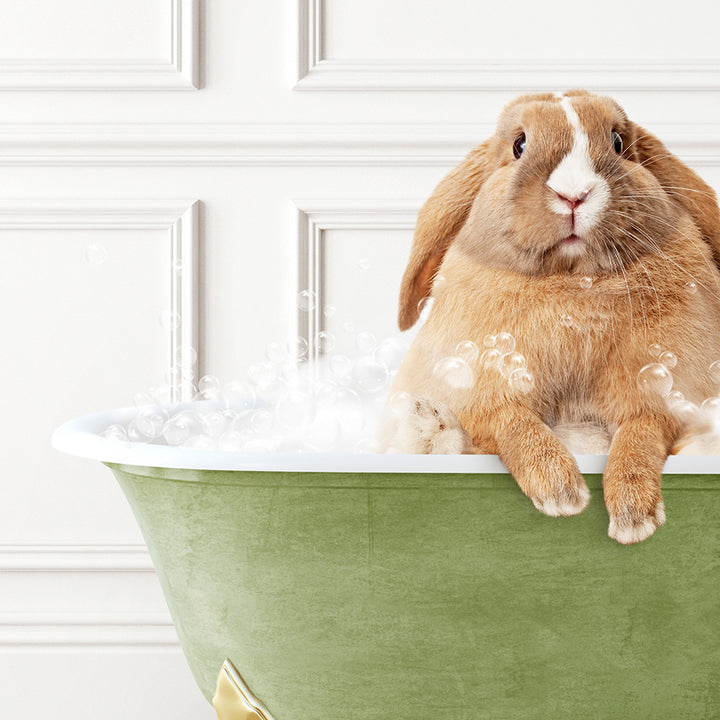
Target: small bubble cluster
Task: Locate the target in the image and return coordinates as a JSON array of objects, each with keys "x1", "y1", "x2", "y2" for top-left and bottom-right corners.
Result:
[{"x1": 478, "y1": 332, "x2": 535, "y2": 394}]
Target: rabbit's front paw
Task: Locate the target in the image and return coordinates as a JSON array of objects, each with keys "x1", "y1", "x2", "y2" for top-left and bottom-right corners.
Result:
[
  {"x1": 378, "y1": 395, "x2": 472, "y2": 454},
  {"x1": 529, "y1": 474, "x2": 590, "y2": 517},
  {"x1": 607, "y1": 499, "x2": 666, "y2": 545}
]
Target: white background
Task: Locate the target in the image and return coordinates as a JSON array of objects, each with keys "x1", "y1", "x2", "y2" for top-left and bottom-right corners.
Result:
[{"x1": 1, "y1": 1, "x2": 719, "y2": 717}]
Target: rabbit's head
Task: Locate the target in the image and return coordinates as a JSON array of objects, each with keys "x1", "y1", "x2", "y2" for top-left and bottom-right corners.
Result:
[{"x1": 399, "y1": 90, "x2": 720, "y2": 330}]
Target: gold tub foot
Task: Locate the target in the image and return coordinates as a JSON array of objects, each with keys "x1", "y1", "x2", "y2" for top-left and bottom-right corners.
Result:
[{"x1": 212, "y1": 659, "x2": 275, "y2": 720}]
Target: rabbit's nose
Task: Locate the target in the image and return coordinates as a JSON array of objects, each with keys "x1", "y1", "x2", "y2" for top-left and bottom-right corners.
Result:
[{"x1": 554, "y1": 189, "x2": 591, "y2": 209}]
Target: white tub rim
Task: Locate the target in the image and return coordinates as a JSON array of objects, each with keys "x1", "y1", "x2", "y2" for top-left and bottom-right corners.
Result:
[{"x1": 51, "y1": 404, "x2": 720, "y2": 475}]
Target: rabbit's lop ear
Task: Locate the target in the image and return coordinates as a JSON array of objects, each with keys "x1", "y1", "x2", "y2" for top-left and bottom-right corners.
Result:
[
  {"x1": 630, "y1": 123, "x2": 720, "y2": 269},
  {"x1": 398, "y1": 140, "x2": 493, "y2": 331}
]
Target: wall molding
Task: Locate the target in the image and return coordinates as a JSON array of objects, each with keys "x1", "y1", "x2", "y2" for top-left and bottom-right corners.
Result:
[
  {"x1": 296, "y1": 0, "x2": 720, "y2": 92},
  {"x1": 0, "y1": 123, "x2": 718, "y2": 167},
  {"x1": 0, "y1": 543, "x2": 152, "y2": 572},
  {"x1": 0, "y1": 199, "x2": 201, "y2": 399},
  {"x1": 295, "y1": 200, "x2": 419, "y2": 359},
  {"x1": 0, "y1": 0, "x2": 199, "y2": 90}
]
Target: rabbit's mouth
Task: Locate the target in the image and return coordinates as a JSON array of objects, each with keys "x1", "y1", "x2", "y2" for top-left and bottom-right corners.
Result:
[{"x1": 563, "y1": 234, "x2": 580, "y2": 245}]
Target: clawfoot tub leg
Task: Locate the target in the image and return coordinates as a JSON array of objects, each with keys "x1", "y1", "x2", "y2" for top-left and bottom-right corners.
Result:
[{"x1": 213, "y1": 659, "x2": 276, "y2": 720}]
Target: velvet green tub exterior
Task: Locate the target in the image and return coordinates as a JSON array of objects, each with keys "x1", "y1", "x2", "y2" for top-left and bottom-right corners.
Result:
[{"x1": 107, "y1": 462, "x2": 720, "y2": 720}]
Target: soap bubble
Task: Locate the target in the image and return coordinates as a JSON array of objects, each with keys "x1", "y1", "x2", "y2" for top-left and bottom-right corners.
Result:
[
  {"x1": 580, "y1": 276, "x2": 593, "y2": 289},
  {"x1": 352, "y1": 357, "x2": 389, "y2": 394},
  {"x1": 560, "y1": 314, "x2": 574, "y2": 328},
  {"x1": 496, "y1": 332, "x2": 515, "y2": 354},
  {"x1": 483, "y1": 334, "x2": 497, "y2": 348},
  {"x1": 135, "y1": 406, "x2": 168, "y2": 439},
  {"x1": 247, "y1": 361, "x2": 277, "y2": 387},
  {"x1": 684, "y1": 281, "x2": 697, "y2": 295},
  {"x1": 330, "y1": 354, "x2": 353, "y2": 383},
  {"x1": 455, "y1": 341, "x2": 480, "y2": 365},
  {"x1": 314, "y1": 379, "x2": 339, "y2": 408},
  {"x1": 375, "y1": 337, "x2": 409, "y2": 372},
  {"x1": 198, "y1": 375, "x2": 221, "y2": 399},
  {"x1": 356, "y1": 331, "x2": 377, "y2": 354},
  {"x1": 323, "y1": 304, "x2": 336, "y2": 318},
  {"x1": 480, "y1": 347, "x2": 502, "y2": 370},
  {"x1": 701, "y1": 397, "x2": 720, "y2": 416},
  {"x1": 102, "y1": 424, "x2": 128, "y2": 442},
  {"x1": 417, "y1": 297, "x2": 433, "y2": 316},
  {"x1": 637, "y1": 363, "x2": 673, "y2": 397},
  {"x1": 286, "y1": 336, "x2": 309, "y2": 360},
  {"x1": 85, "y1": 243, "x2": 108, "y2": 265},
  {"x1": 665, "y1": 390, "x2": 686, "y2": 411},
  {"x1": 500, "y1": 352, "x2": 526, "y2": 378},
  {"x1": 127, "y1": 420, "x2": 149, "y2": 442},
  {"x1": 265, "y1": 341, "x2": 287, "y2": 364},
  {"x1": 163, "y1": 412, "x2": 200, "y2": 446},
  {"x1": 335, "y1": 387, "x2": 365, "y2": 434},
  {"x1": 358, "y1": 258, "x2": 371, "y2": 270},
  {"x1": 432, "y1": 356, "x2": 473, "y2": 389},
  {"x1": 297, "y1": 290, "x2": 317, "y2": 311},
  {"x1": 509, "y1": 368, "x2": 535, "y2": 394},
  {"x1": 648, "y1": 343, "x2": 662, "y2": 358},
  {"x1": 314, "y1": 331, "x2": 335, "y2": 354},
  {"x1": 709, "y1": 360, "x2": 720, "y2": 384},
  {"x1": 658, "y1": 351, "x2": 677, "y2": 370},
  {"x1": 199, "y1": 410, "x2": 232, "y2": 438}
]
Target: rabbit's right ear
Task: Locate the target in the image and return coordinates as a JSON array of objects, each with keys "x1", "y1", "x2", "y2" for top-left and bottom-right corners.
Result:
[{"x1": 398, "y1": 140, "x2": 493, "y2": 331}]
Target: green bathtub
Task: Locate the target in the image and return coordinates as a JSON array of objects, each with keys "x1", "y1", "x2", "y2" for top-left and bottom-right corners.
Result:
[{"x1": 53, "y1": 407, "x2": 720, "y2": 719}]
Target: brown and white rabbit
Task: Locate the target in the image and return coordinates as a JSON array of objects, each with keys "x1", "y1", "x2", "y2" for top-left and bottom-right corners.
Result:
[{"x1": 379, "y1": 90, "x2": 720, "y2": 544}]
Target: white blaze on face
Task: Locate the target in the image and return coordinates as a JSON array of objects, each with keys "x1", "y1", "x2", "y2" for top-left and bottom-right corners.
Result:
[{"x1": 547, "y1": 97, "x2": 610, "y2": 237}]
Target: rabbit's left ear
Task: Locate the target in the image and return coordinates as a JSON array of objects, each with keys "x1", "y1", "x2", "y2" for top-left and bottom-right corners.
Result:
[{"x1": 630, "y1": 123, "x2": 720, "y2": 269}]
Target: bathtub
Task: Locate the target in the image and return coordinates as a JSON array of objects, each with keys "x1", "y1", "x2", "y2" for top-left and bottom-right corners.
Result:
[{"x1": 52, "y1": 405, "x2": 720, "y2": 719}]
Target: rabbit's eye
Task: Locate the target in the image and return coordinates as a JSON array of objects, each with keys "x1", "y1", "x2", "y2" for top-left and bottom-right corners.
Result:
[
  {"x1": 611, "y1": 130, "x2": 623, "y2": 154},
  {"x1": 513, "y1": 133, "x2": 526, "y2": 159}
]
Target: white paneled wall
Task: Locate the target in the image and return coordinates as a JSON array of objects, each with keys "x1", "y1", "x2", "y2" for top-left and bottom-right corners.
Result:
[{"x1": 1, "y1": 1, "x2": 719, "y2": 718}]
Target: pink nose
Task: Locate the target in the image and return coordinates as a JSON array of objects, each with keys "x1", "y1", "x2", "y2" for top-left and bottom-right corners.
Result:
[{"x1": 555, "y1": 190, "x2": 590, "y2": 209}]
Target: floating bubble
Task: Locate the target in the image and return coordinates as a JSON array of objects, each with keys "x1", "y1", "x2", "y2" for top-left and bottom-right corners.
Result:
[
  {"x1": 433, "y1": 274, "x2": 447, "y2": 289},
  {"x1": 85, "y1": 243, "x2": 108, "y2": 265},
  {"x1": 509, "y1": 368, "x2": 535, "y2": 394},
  {"x1": 329, "y1": 354, "x2": 353, "y2": 382},
  {"x1": 199, "y1": 410, "x2": 232, "y2": 438},
  {"x1": 701, "y1": 397, "x2": 720, "y2": 415},
  {"x1": 135, "y1": 406, "x2": 169, "y2": 439},
  {"x1": 150, "y1": 385, "x2": 172, "y2": 405},
  {"x1": 480, "y1": 347, "x2": 502, "y2": 370},
  {"x1": 637, "y1": 363, "x2": 673, "y2": 397},
  {"x1": 323, "y1": 304, "x2": 336, "y2": 318},
  {"x1": 102, "y1": 424, "x2": 128, "y2": 442},
  {"x1": 658, "y1": 351, "x2": 677, "y2": 370},
  {"x1": 163, "y1": 412, "x2": 199, "y2": 446},
  {"x1": 314, "y1": 379, "x2": 339, "y2": 408},
  {"x1": 218, "y1": 429, "x2": 247, "y2": 452},
  {"x1": 314, "y1": 331, "x2": 335, "y2": 354},
  {"x1": 500, "y1": 352, "x2": 527, "y2": 378},
  {"x1": 560, "y1": 314, "x2": 574, "y2": 328},
  {"x1": 665, "y1": 390, "x2": 686, "y2": 411},
  {"x1": 432, "y1": 356, "x2": 474, "y2": 389},
  {"x1": 247, "y1": 361, "x2": 277, "y2": 387},
  {"x1": 343, "y1": 321, "x2": 357, "y2": 335},
  {"x1": 265, "y1": 341, "x2": 287, "y2": 364},
  {"x1": 127, "y1": 420, "x2": 149, "y2": 442},
  {"x1": 255, "y1": 376, "x2": 288, "y2": 402},
  {"x1": 387, "y1": 391, "x2": 413, "y2": 416},
  {"x1": 356, "y1": 331, "x2": 377, "y2": 354},
  {"x1": 352, "y1": 357, "x2": 389, "y2": 394},
  {"x1": 709, "y1": 360, "x2": 720, "y2": 384},
  {"x1": 580, "y1": 276, "x2": 593, "y2": 290},
  {"x1": 198, "y1": 375, "x2": 221, "y2": 399},
  {"x1": 496, "y1": 332, "x2": 515, "y2": 354},
  {"x1": 483, "y1": 334, "x2": 497, "y2": 348},
  {"x1": 455, "y1": 341, "x2": 480, "y2": 365},
  {"x1": 375, "y1": 337, "x2": 409, "y2": 372},
  {"x1": 648, "y1": 343, "x2": 662, "y2": 358},
  {"x1": 358, "y1": 258, "x2": 371, "y2": 270},
  {"x1": 297, "y1": 289, "x2": 317, "y2": 312},
  {"x1": 417, "y1": 297, "x2": 433, "y2": 316},
  {"x1": 284, "y1": 337, "x2": 307, "y2": 360},
  {"x1": 174, "y1": 345, "x2": 198, "y2": 370},
  {"x1": 684, "y1": 281, "x2": 697, "y2": 295}
]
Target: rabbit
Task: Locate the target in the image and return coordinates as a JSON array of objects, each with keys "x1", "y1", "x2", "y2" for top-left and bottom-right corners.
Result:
[{"x1": 378, "y1": 90, "x2": 720, "y2": 544}]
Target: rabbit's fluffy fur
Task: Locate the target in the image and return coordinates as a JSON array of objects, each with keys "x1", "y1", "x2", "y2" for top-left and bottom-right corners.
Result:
[{"x1": 379, "y1": 90, "x2": 720, "y2": 544}]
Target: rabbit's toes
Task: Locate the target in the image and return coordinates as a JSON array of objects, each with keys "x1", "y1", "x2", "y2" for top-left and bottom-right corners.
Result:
[
  {"x1": 608, "y1": 500, "x2": 665, "y2": 545},
  {"x1": 379, "y1": 394, "x2": 472, "y2": 454},
  {"x1": 530, "y1": 479, "x2": 590, "y2": 517}
]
